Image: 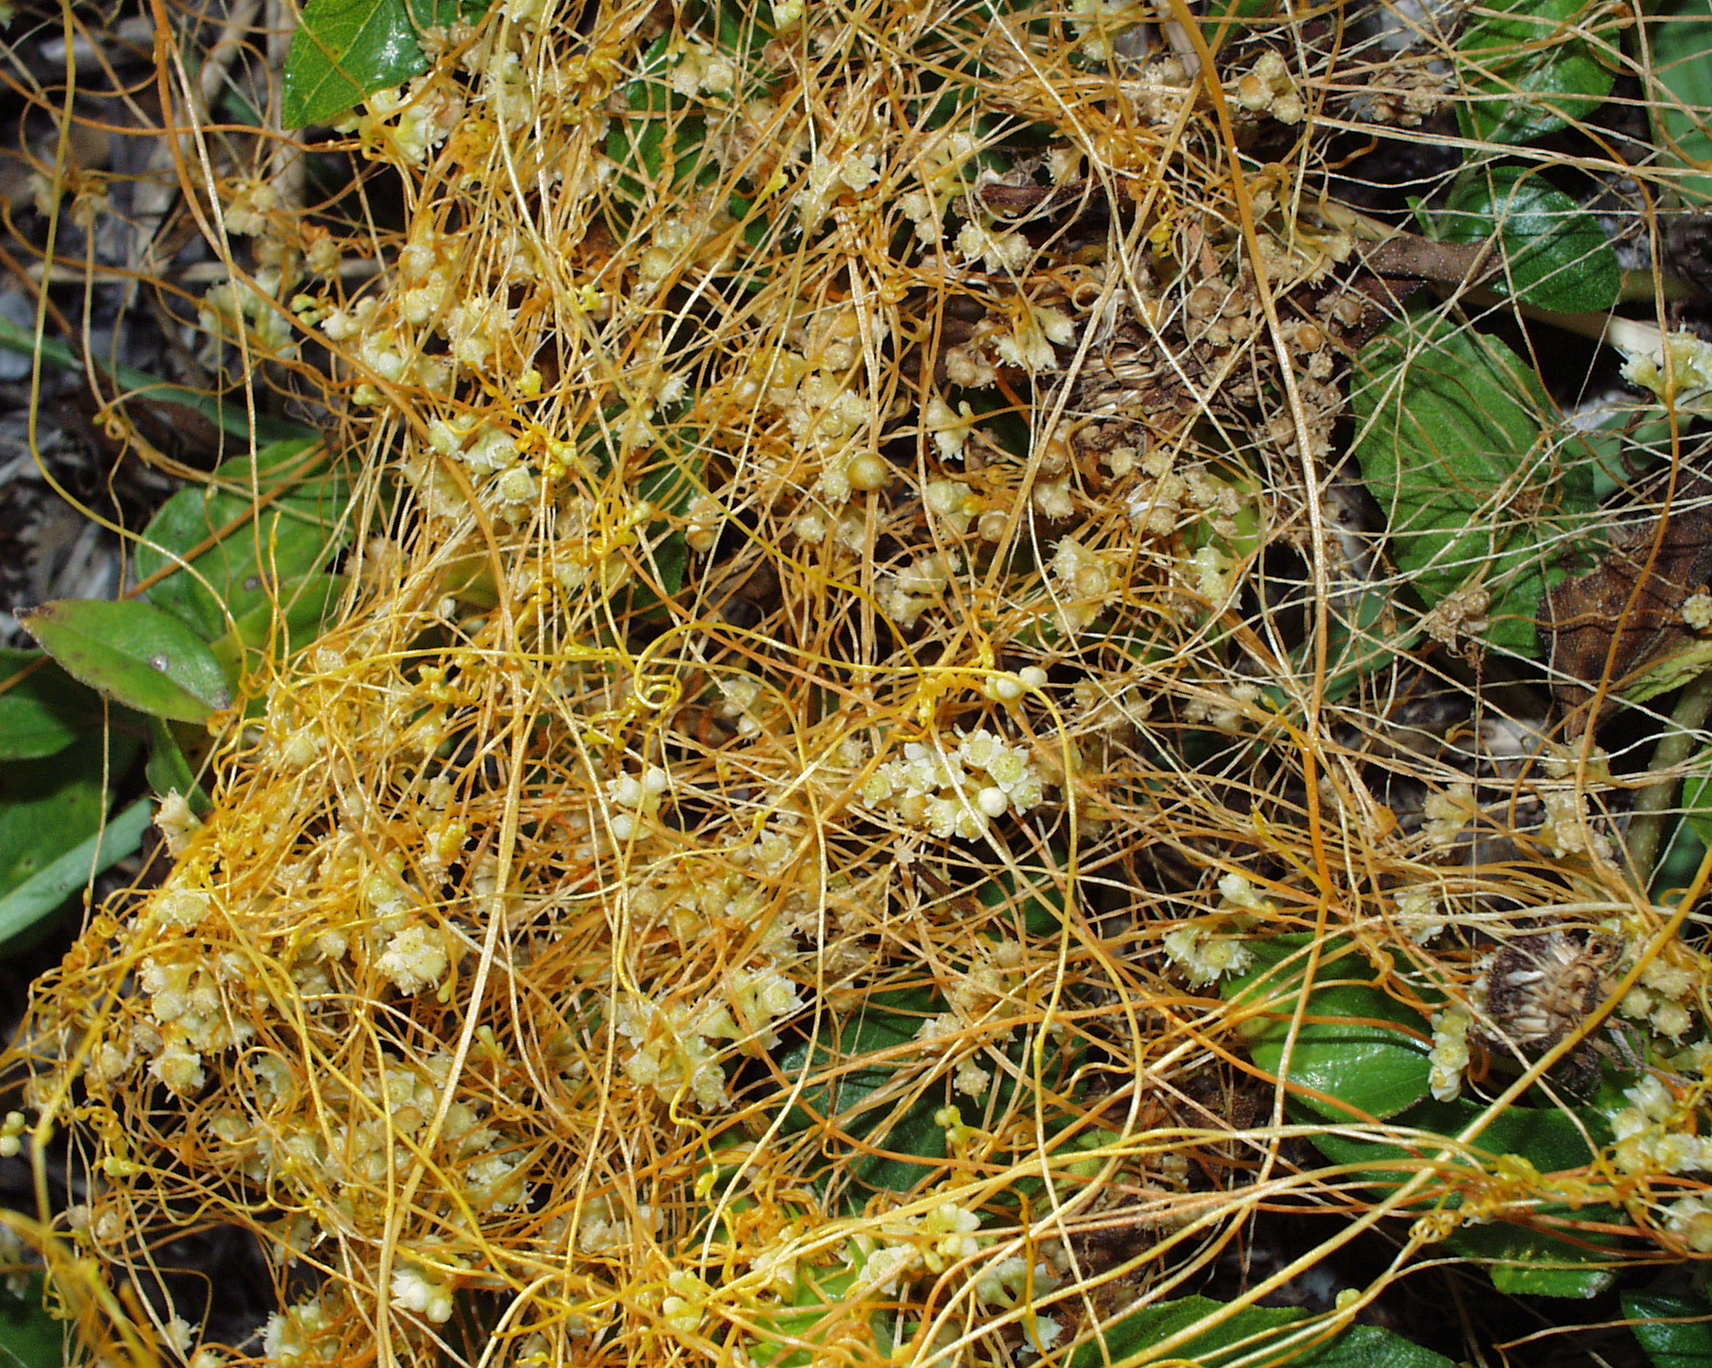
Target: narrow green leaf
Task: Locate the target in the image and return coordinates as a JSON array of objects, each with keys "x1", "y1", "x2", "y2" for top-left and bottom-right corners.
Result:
[
  {"x1": 1224, "y1": 940, "x2": 1434, "y2": 1121},
  {"x1": 0, "y1": 650, "x2": 103, "y2": 761},
  {"x1": 1456, "y1": 0, "x2": 1614, "y2": 143},
  {"x1": 144, "y1": 718, "x2": 211, "y2": 817},
  {"x1": 1438, "y1": 166, "x2": 1620, "y2": 312},
  {"x1": 0, "y1": 798, "x2": 150, "y2": 949},
  {"x1": 22, "y1": 600, "x2": 232, "y2": 724},
  {"x1": 1352, "y1": 315, "x2": 1600, "y2": 656},
  {"x1": 1645, "y1": 0, "x2": 1712, "y2": 208},
  {"x1": 0, "y1": 313, "x2": 313, "y2": 445},
  {"x1": 134, "y1": 441, "x2": 349, "y2": 641},
  {"x1": 1625, "y1": 1291, "x2": 1712, "y2": 1366}
]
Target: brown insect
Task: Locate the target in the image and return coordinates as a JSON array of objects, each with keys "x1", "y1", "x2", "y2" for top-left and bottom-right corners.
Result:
[{"x1": 1481, "y1": 931, "x2": 1620, "y2": 1059}]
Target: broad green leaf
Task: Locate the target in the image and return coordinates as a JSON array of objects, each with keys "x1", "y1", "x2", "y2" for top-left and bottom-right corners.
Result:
[
  {"x1": 1300, "y1": 1325, "x2": 1457, "y2": 1368},
  {"x1": 134, "y1": 442, "x2": 349, "y2": 642},
  {"x1": 0, "y1": 798, "x2": 151, "y2": 949},
  {"x1": 0, "y1": 738, "x2": 108, "y2": 899},
  {"x1": 209, "y1": 574, "x2": 348, "y2": 681},
  {"x1": 1224, "y1": 939, "x2": 1433, "y2": 1122},
  {"x1": 1451, "y1": 1217, "x2": 1620, "y2": 1298},
  {"x1": 0, "y1": 726, "x2": 140, "y2": 950},
  {"x1": 777, "y1": 990, "x2": 946, "y2": 1134},
  {"x1": 1309, "y1": 1095, "x2": 1602, "y2": 1185},
  {"x1": 778, "y1": 989, "x2": 949, "y2": 1199},
  {"x1": 0, "y1": 651, "x2": 103, "y2": 761},
  {"x1": 1456, "y1": 0, "x2": 1614, "y2": 142},
  {"x1": 1352, "y1": 316, "x2": 1600, "y2": 656},
  {"x1": 748, "y1": 1262, "x2": 891, "y2": 1368},
  {"x1": 282, "y1": 0, "x2": 489, "y2": 128},
  {"x1": 1438, "y1": 166, "x2": 1620, "y2": 312},
  {"x1": 1645, "y1": 0, "x2": 1712, "y2": 208},
  {"x1": 23, "y1": 600, "x2": 232, "y2": 724},
  {"x1": 979, "y1": 870, "x2": 1065, "y2": 935},
  {"x1": 0, "y1": 1275, "x2": 74, "y2": 1368},
  {"x1": 1625, "y1": 1291, "x2": 1712, "y2": 1366},
  {"x1": 1068, "y1": 1295, "x2": 1453, "y2": 1368},
  {"x1": 1310, "y1": 1096, "x2": 1619, "y2": 1299}
]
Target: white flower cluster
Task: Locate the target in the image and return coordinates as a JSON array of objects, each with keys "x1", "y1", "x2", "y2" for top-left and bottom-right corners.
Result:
[
  {"x1": 335, "y1": 77, "x2": 461, "y2": 166},
  {"x1": 1539, "y1": 787, "x2": 1616, "y2": 863},
  {"x1": 861, "y1": 729, "x2": 1048, "y2": 840},
  {"x1": 1616, "y1": 949, "x2": 1700, "y2": 1042},
  {"x1": 1663, "y1": 1192, "x2": 1712, "y2": 1253},
  {"x1": 852, "y1": 1203, "x2": 985, "y2": 1294},
  {"x1": 876, "y1": 551, "x2": 960, "y2": 627},
  {"x1": 1428, "y1": 1005, "x2": 1472, "y2": 1103},
  {"x1": 606, "y1": 763, "x2": 672, "y2": 841},
  {"x1": 1684, "y1": 591, "x2": 1712, "y2": 633},
  {"x1": 1231, "y1": 49, "x2": 1304, "y2": 124},
  {"x1": 1394, "y1": 886, "x2": 1447, "y2": 945},
  {"x1": 1050, "y1": 536, "x2": 1120, "y2": 633},
  {"x1": 0, "y1": 1110, "x2": 25, "y2": 1160},
  {"x1": 138, "y1": 946, "x2": 260, "y2": 1095},
  {"x1": 660, "y1": 1269, "x2": 713, "y2": 1332},
  {"x1": 1611, "y1": 1074, "x2": 1712, "y2": 1176},
  {"x1": 391, "y1": 1262, "x2": 456, "y2": 1324},
  {"x1": 575, "y1": 1194, "x2": 662, "y2": 1253},
  {"x1": 262, "y1": 1295, "x2": 335, "y2": 1364},
  {"x1": 1611, "y1": 322, "x2": 1712, "y2": 414},
  {"x1": 1161, "y1": 924, "x2": 1252, "y2": 986},
  {"x1": 615, "y1": 967, "x2": 802, "y2": 1111}
]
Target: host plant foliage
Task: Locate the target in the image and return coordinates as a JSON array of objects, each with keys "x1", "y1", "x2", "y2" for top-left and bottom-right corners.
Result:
[{"x1": 7, "y1": 0, "x2": 1712, "y2": 1363}]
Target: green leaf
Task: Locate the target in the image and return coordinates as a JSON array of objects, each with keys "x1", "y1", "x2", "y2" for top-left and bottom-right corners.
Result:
[
  {"x1": 134, "y1": 441, "x2": 350, "y2": 642},
  {"x1": 1310, "y1": 1095, "x2": 1602, "y2": 1185},
  {"x1": 0, "y1": 1275, "x2": 74, "y2": 1368},
  {"x1": 1455, "y1": 0, "x2": 1614, "y2": 143},
  {"x1": 1645, "y1": 0, "x2": 1712, "y2": 208},
  {"x1": 777, "y1": 989, "x2": 950, "y2": 1198},
  {"x1": 0, "y1": 798, "x2": 151, "y2": 950},
  {"x1": 1625, "y1": 1291, "x2": 1712, "y2": 1366},
  {"x1": 1681, "y1": 753, "x2": 1712, "y2": 849},
  {"x1": 144, "y1": 718, "x2": 211, "y2": 817},
  {"x1": 1308, "y1": 1096, "x2": 1619, "y2": 1298},
  {"x1": 1300, "y1": 1325, "x2": 1457, "y2": 1368},
  {"x1": 282, "y1": 0, "x2": 487, "y2": 128},
  {"x1": 0, "y1": 651, "x2": 104, "y2": 761},
  {"x1": 209, "y1": 574, "x2": 348, "y2": 684},
  {"x1": 747, "y1": 1261, "x2": 891, "y2": 1368},
  {"x1": 1068, "y1": 1296, "x2": 1453, "y2": 1368},
  {"x1": 22, "y1": 600, "x2": 232, "y2": 724},
  {"x1": 1438, "y1": 166, "x2": 1620, "y2": 312},
  {"x1": 0, "y1": 312, "x2": 313, "y2": 445},
  {"x1": 1352, "y1": 315, "x2": 1600, "y2": 656},
  {"x1": 1451, "y1": 1217, "x2": 1620, "y2": 1298},
  {"x1": 1224, "y1": 939, "x2": 1433, "y2": 1122}
]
